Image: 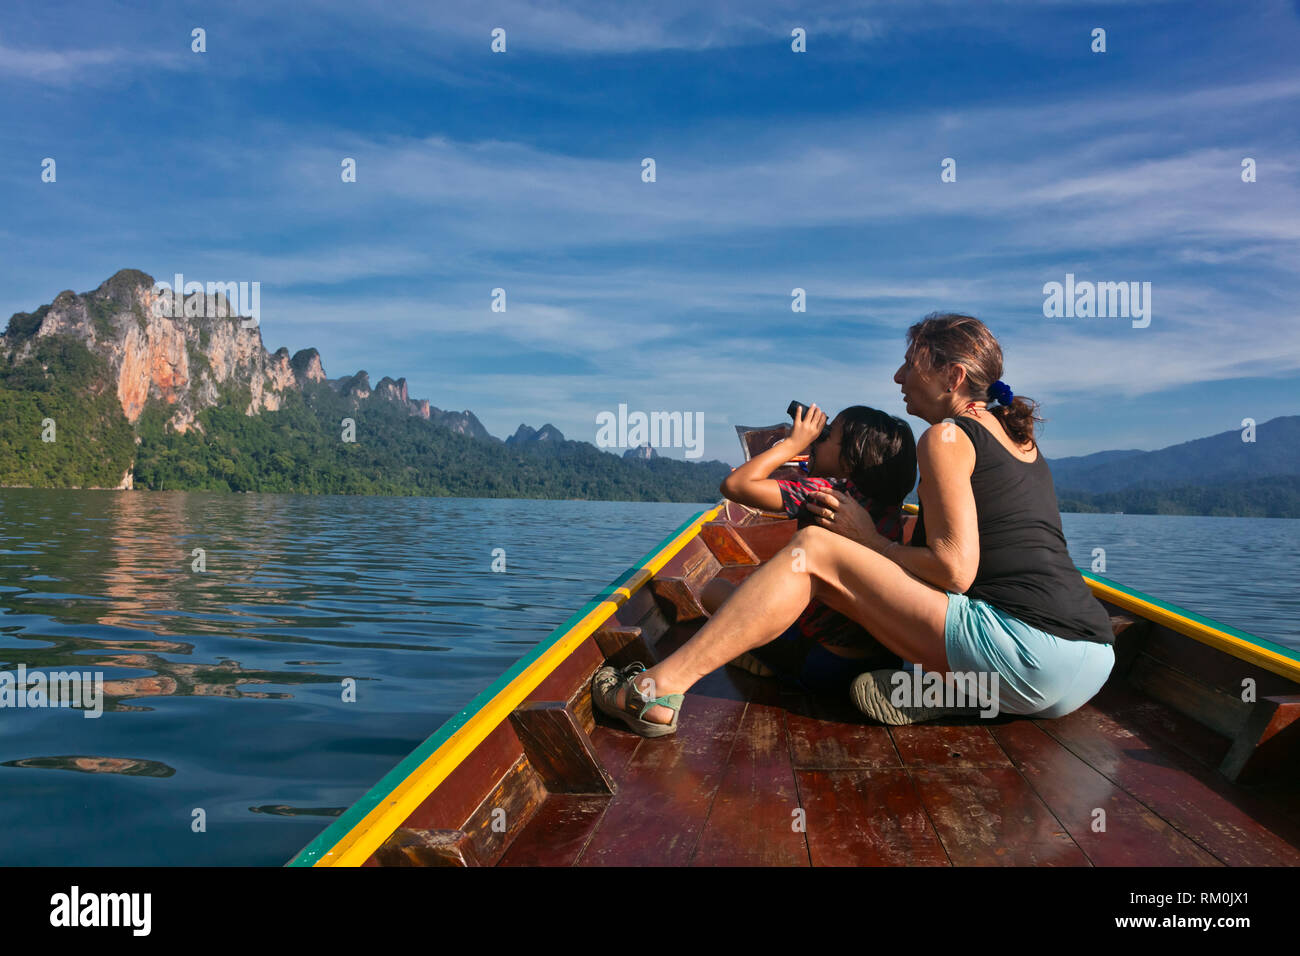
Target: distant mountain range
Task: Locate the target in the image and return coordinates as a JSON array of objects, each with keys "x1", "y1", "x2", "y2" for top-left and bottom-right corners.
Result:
[
  {"x1": 2, "y1": 269, "x2": 1295, "y2": 515},
  {"x1": 1048, "y1": 416, "x2": 1300, "y2": 518},
  {"x1": 0, "y1": 270, "x2": 729, "y2": 500},
  {"x1": 1049, "y1": 417, "x2": 1300, "y2": 491}
]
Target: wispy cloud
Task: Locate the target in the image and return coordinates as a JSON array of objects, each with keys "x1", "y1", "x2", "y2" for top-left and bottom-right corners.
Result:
[{"x1": 0, "y1": 40, "x2": 182, "y2": 85}]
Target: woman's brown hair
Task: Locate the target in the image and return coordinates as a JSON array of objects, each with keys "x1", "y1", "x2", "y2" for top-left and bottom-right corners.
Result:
[{"x1": 905, "y1": 312, "x2": 1044, "y2": 446}]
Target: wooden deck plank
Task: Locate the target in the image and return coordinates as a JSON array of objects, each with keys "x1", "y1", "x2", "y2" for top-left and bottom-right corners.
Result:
[
  {"x1": 796, "y1": 769, "x2": 949, "y2": 866},
  {"x1": 910, "y1": 768, "x2": 1091, "y2": 866},
  {"x1": 577, "y1": 695, "x2": 747, "y2": 866},
  {"x1": 690, "y1": 660, "x2": 786, "y2": 705},
  {"x1": 1087, "y1": 680, "x2": 1233, "y2": 770},
  {"x1": 1242, "y1": 778, "x2": 1300, "y2": 840},
  {"x1": 786, "y1": 691, "x2": 900, "y2": 770},
  {"x1": 496, "y1": 795, "x2": 610, "y2": 867},
  {"x1": 890, "y1": 722, "x2": 1013, "y2": 769},
  {"x1": 588, "y1": 723, "x2": 642, "y2": 778},
  {"x1": 691, "y1": 703, "x2": 808, "y2": 866},
  {"x1": 990, "y1": 720, "x2": 1222, "y2": 866},
  {"x1": 1036, "y1": 705, "x2": 1300, "y2": 866}
]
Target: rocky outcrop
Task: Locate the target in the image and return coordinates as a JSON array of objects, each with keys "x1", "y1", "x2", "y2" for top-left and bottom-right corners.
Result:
[
  {"x1": 432, "y1": 408, "x2": 492, "y2": 440},
  {"x1": 322, "y1": 369, "x2": 489, "y2": 438},
  {"x1": 331, "y1": 371, "x2": 372, "y2": 400},
  {"x1": 265, "y1": 348, "x2": 297, "y2": 404},
  {"x1": 375, "y1": 376, "x2": 408, "y2": 403},
  {"x1": 2, "y1": 269, "x2": 509, "y2": 449},
  {"x1": 506, "y1": 423, "x2": 564, "y2": 445},
  {"x1": 624, "y1": 443, "x2": 658, "y2": 460},
  {"x1": 1, "y1": 269, "x2": 296, "y2": 433},
  {"x1": 290, "y1": 347, "x2": 326, "y2": 383}
]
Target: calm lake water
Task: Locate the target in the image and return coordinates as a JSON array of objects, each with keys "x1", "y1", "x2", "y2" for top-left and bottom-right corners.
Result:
[{"x1": 0, "y1": 490, "x2": 1295, "y2": 866}]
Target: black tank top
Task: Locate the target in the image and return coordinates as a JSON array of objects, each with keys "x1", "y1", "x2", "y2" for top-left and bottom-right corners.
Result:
[{"x1": 911, "y1": 415, "x2": 1113, "y2": 644}]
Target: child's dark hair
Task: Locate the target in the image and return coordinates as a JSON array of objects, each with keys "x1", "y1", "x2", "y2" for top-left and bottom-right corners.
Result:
[{"x1": 834, "y1": 406, "x2": 917, "y2": 505}]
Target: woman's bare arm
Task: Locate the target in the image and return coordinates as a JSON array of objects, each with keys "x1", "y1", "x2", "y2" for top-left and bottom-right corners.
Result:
[
  {"x1": 874, "y1": 424, "x2": 981, "y2": 593},
  {"x1": 719, "y1": 404, "x2": 827, "y2": 512}
]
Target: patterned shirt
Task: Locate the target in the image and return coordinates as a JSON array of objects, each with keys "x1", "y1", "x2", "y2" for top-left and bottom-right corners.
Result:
[{"x1": 772, "y1": 475, "x2": 905, "y2": 650}]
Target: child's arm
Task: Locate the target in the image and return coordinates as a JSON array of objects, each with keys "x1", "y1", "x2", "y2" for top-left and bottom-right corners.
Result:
[{"x1": 720, "y1": 404, "x2": 827, "y2": 511}]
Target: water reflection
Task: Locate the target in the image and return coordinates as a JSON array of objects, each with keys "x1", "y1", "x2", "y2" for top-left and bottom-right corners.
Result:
[
  {"x1": 249, "y1": 805, "x2": 344, "y2": 817},
  {"x1": 2, "y1": 755, "x2": 175, "y2": 776},
  {"x1": 0, "y1": 489, "x2": 709, "y2": 865}
]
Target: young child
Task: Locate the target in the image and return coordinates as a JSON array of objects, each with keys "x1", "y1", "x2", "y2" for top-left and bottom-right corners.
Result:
[{"x1": 705, "y1": 403, "x2": 917, "y2": 697}]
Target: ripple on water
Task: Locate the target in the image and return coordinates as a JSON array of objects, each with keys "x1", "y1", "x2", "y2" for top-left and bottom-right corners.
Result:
[{"x1": 0, "y1": 490, "x2": 710, "y2": 865}]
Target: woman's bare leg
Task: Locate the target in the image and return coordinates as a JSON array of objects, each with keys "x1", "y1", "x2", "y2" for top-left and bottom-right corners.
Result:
[
  {"x1": 626, "y1": 526, "x2": 952, "y2": 723},
  {"x1": 699, "y1": 578, "x2": 736, "y2": 615}
]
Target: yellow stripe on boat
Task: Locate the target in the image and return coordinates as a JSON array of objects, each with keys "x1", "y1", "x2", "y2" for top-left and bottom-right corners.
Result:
[{"x1": 311, "y1": 504, "x2": 723, "y2": 867}]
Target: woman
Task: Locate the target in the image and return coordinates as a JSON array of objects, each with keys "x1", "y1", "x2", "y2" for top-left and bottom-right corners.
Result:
[{"x1": 593, "y1": 312, "x2": 1116, "y2": 736}]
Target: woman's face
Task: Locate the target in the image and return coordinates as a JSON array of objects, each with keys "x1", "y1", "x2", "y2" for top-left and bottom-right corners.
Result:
[
  {"x1": 893, "y1": 345, "x2": 950, "y2": 424},
  {"x1": 807, "y1": 414, "x2": 847, "y2": 479}
]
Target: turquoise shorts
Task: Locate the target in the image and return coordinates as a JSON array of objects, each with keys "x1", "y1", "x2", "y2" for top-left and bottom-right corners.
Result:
[{"x1": 943, "y1": 591, "x2": 1115, "y2": 718}]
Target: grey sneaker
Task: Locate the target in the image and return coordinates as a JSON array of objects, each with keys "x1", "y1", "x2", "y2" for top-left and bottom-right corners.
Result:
[{"x1": 850, "y1": 669, "x2": 982, "y2": 725}]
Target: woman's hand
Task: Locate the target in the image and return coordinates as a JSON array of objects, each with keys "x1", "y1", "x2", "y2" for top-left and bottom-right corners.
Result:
[
  {"x1": 807, "y1": 490, "x2": 889, "y2": 552},
  {"x1": 788, "y1": 403, "x2": 828, "y2": 453}
]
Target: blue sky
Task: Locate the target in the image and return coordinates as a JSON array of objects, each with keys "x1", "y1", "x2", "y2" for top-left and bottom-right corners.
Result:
[{"x1": 2, "y1": 0, "x2": 1298, "y2": 464}]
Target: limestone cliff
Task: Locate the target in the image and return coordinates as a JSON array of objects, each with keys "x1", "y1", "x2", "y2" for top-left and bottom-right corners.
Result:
[
  {"x1": 0, "y1": 269, "x2": 485, "y2": 441},
  {"x1": 290, "y1": 347, "x2": 326, "y2": 383},
  {"x1": 0, "y1": 270, "x2": 738, "y2": 500},
  {"x1": 1, "y1": 269, "x2": 294, "y2": 434}
]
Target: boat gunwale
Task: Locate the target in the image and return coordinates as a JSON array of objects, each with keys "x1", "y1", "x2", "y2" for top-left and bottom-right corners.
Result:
[
  {"x1": 1081, "y1": 570, "x2": 1300, "y2": 680},
  {"x1": 288, "y1": 500, "x2": 1298, "y2": 867},
  {"x1": 286, "y1": 502, "x2": 724, "y2": 867}
]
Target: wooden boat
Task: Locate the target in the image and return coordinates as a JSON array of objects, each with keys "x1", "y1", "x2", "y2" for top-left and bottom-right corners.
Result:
[{"x1": 287, "y1": 502, "x2": 1300, "y2": 867}]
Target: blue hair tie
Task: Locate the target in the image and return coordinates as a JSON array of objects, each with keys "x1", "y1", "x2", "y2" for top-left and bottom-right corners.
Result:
[{"x1": 987, "y1": 380, "x2": 1014, "y2": 406}]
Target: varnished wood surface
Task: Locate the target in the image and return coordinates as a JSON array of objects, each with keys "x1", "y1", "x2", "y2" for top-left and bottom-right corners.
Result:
[
  {"x1": 494, "y1": 620, "x2": 1300, "y2": 867},
  {"x1": 578, "y1": 695, "x2": 746, "y2": 866},
  {"x1": 690, "y1": 702, "x2": 808, "y2": 866}
]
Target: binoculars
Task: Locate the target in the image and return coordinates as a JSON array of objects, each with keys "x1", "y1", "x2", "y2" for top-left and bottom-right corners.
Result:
[{"x1": 788, "y1": 400, "x2": 831, "y2": 444}]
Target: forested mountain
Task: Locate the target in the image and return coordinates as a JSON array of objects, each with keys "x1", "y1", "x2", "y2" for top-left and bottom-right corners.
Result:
[
  {"x1": 1048, "y1": 416, "x2": 1300, "y2": 517},
  {"x1": 1049, "y1": 417, "x2": 1300, "y2": 493},
  {"x1": 4, "y1": 269, "x2": 1294, "y2": 513},
  {"x1": 0, "y1": 270, "x2": 729, "y2": 501}
]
